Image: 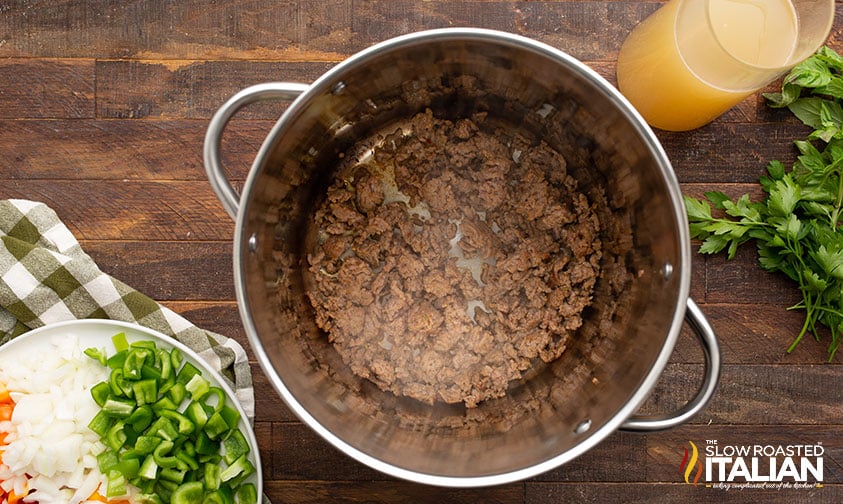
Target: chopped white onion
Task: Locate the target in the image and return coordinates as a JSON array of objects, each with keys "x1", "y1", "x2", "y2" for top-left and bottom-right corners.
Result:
[{"x1": 0, "y1": 334, "x2": 110, "y2": 503}]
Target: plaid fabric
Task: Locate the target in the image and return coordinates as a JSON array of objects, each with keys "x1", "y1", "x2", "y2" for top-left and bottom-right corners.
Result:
[{"x1": 0, "y1": 199, "x2": 255, "y2": 420}]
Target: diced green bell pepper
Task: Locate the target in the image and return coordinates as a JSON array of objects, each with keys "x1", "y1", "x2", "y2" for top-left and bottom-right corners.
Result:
[
  {"x1": 141, "y1": 364, "x2": 163, "y2": 381},
  {"x1": 133, "y1": 378, "x2": 158, "y2": 406},
  {"x1": 219, "y1": 454, "x2": 255, "y2": 483},
  {"x1": 219, "y1": 404, "x2": 241, "y2": 430},
  {"x1": 175, "y1": 448, "x2": 199, "y2": 471},
  {"x1": 185, "y1": 373, "x2": 210, "y2": 400},
  {"x1": 203, "y1": 491, "x2": 228, "y2": 504},
  {"x1": 106, "y1": 421, "x2": 128, "y2": 451},
  {"x1": 88, "y1": 409, "x2": 114, "y2": 437},
  {"x1": 176, "y1": 361, "x2": 201, "y2": 385},
  {"x1": 97, "y1": 449, "x2": 119, "y2": 473},
  {"x1": 103, "y1": 396, "x2": 136, "y2": 418},
  {"x1": 170, "y1": 347, "x2": 183, "y2": 370},
  {"x1": 135, "y1": 494, "x2": 164, "y2": 504},
  {"x1": 108, "y1": 368, "x2": 133, "y2": 397},
  {"x1": 127, "y1": 404, "x2": 153, "y2": 432},
  {"x1": 148, "y1": 416, "x2": 179, "y2": 441},
  {"x1": 222, "y1": 430, "x2": 249, "y2": 465},
  {"x1": 134, "y1": 435, "x2": 163, "y2": 455},
  {"x1": 167, "y1": 382, "x2": 187, "y2": 405},
  {"x1": 112, "y1": 332, "x2": 129, "y2": 352},
  {"x1": 204, "y1": 463, "x2": 221, "y2": 491},
  {"x1": 90, "y1": 381, "x2": 111, "y2": 407},
  {"x1": 107, "y1": 350, "x2": 127, "y2": 370},
  {"x1": 114, "y1": 457, "x2": 141, "y2": 479},
  {"x1": 153, "y1": 440, "x2": 179, "y2": 469},
  {"x1": 204, "y1": 411, "x2": 230, "y2": 440},
  {"x1": 160, "y1": 467, "x2": 187, "y2": 484},
  {"x1": 84, "y1": 347, "x2": 108, "y2": 366},
  {"x1": 124, "y1": 348, "x2": 151, "y2": 379},
  {"x1": 194, "y1": 430, "x2": 220, "y2": 456},
  {"x1": 139, "y1": 454, "x2": 159, "y2": 480},
  {"x1": 152, "y1": 396, "x2": 178, "y2": 414},
  {"x1": 170, "y1": 481, "x2": 204, "y2": 504},
  {"x1": 87, "y1": 334, "x2": 258, "y2": 504},
  {"x1": 235, "y1": 483, "x2": 258, "y2": 504},
  {"x1": 157, "y1": 349, "x2": 173, "y2": 381},
  {"x1": 160, "y1": 409, "x2": 195, "y2": 436},
  {"x1": 203, "y1": 387, "x2": 226, "y2": 413},
  {"x1": 130, "y1": 340, "x2": 157, "y2": 351},
  {"x1": 186, "y1": 401, "x2": 209, "y2": 430},
  {"x1": 106, "y1": 469, "x2": 128, "y2": 498}
]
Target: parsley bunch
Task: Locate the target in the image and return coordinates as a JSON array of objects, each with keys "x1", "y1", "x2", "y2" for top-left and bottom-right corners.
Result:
[{"x1": 685, "y1": 46, "x2": 843, "y2": 361}]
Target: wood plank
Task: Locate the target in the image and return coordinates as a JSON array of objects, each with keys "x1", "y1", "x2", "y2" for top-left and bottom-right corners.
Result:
[
  {"x1": 264, "y1": 480, "x2": 524, "y2": 504},
  {"x1": 80, "y1": 240, "x2": 235, "y2": 299},
  {"x1": 254, "y1": 367, "x2": 300, "y2": 423},
  {"x1": 163, "y1": 300, "x2": 245, "y2": 344},
  {"x1": 270, "y1": 422, "x2": 385, "y2": 481},
  {"x1": 268, "y1": 422, "x2": 647, "y2": 483},
  {"x1": 95, "y1": 60, "x2": 334, "y2": 119},
  {"x1": 635, "y1": 364, "x2": 843, "y2": 425},
  {"x1": 704, "y1": 246, "x2": 802, "y2": 306},
  {"x1": 524, "y1": 482, "x2": 840, "y2": 503},
  {"x1": 0, "y1": 0, "x2": 354, "y2": 60},
  {"x1": 0, "y1": 118, "x2": 801, "y2": 185},
  {"x1": 0, "y1": 59, "x2": 94, "y2": 119},
  {"x1": 0, "y1": 181, "x2": 234, "y2": 240},
  {"x1": 658, "y1": 122, "x2": 809, "y2": 184},
  {"x1": 3, "y1": 0, "x2": 841, "y2": 64},
  {"x1": 529, "y1": 431, "x2": 647, "y2": 482},
  {"x1": 513, "y1": 1, "x2": 657, "y2": 61},
  {"x1": 670, "y1": 303, "x2": 832, "y2": 365},
  {"x1": 254, "y1": 421, "x2": 273, "y2": 484},
  {"x1": 0, "y1": 1, "x2": 652, "y2": 62},
  {"x1": 0, "y1": 145, "x2": 795, "y2": 247},
  {"x1": 90, "y1": 58, "x2": 768, "y2": 128},
  {"x1": 0, "y1": 119, "x2": 272, "y2": 181}
]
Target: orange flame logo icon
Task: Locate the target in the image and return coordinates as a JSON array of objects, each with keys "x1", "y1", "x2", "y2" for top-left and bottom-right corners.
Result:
[{"x1": 680, "y1": 441, "x2": 703, "y2": 485}]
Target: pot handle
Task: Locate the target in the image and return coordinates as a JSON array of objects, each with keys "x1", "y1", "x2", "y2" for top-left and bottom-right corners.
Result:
[
  {"x1": 204, "y1": 82, "x2": 310, "y2": 219},
  {"x1": 620, "y1": 298, "x2": 721, "y2": 432}
]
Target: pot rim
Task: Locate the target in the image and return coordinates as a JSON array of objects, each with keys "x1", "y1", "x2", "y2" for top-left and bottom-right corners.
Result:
[{"x1": 231, "y1": 27, "x2": 692, "y2": 487}]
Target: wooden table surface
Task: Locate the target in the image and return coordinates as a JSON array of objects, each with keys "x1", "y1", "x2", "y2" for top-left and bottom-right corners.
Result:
[{"x1": 2, "y1": 1, "x2": 842, "y2": 502}]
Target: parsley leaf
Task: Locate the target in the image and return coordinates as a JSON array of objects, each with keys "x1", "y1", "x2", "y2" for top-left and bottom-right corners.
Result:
[{"x1": 687, "y1": 48, "x2": 843, "y2": 361}]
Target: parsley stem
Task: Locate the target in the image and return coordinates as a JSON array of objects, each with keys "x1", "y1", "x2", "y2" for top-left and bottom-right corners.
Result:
[{"x1": 831, "y1": 164, "x2": 843, "y2": 228}]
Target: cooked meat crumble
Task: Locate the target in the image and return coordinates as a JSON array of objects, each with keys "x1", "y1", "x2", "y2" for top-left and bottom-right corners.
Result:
[{"x1": 306, "y1": 109, "x2": 603, "y2": 408}]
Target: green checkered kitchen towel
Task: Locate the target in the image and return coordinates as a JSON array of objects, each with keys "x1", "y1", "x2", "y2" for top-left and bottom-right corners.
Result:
[{"x1": 0, "y1": 199, "x2": 254, "y2": 420}]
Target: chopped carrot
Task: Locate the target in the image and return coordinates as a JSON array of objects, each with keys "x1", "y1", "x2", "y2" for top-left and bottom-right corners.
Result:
[
  {"x1": 88, "y1": 491, "x2": 107, "y2": 502},
  {"x1": 0, "y1": 404, "x2": 12, "y2": 422},
  {"x1": 8, "y1": 487, "x2": 26, "y2": 504},
  {"x1": 89, "y1": 484, "x2": 132, "y2": 503},
  {"x1": 87, "y1": 483, "x2": 108, "y2": 502}
]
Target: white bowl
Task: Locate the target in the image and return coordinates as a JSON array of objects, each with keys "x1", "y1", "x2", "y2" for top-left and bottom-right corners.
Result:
[{"x1": 0, "y1": 319, "x2": 262, "y2": 499}]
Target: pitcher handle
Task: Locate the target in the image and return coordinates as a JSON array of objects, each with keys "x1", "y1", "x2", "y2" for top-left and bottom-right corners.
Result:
[
  {"x1": 620, "y1": 298, "x2": 721, "y2": 432},
  {"x1": 203, "y1": 82, "x2": 310, "y2": 219}
]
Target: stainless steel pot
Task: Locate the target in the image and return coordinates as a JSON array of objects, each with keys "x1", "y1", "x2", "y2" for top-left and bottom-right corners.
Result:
[{"x1": 204, "y1": 28, "x2": 720, "y2": 487}]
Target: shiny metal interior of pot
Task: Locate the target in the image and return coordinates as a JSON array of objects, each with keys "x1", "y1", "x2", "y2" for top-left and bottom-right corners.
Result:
[{"x1": 237, "y1": 32, "x2": 686, "y2": 481}]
